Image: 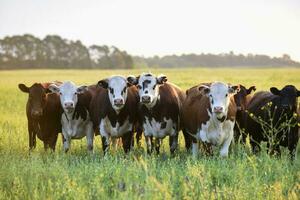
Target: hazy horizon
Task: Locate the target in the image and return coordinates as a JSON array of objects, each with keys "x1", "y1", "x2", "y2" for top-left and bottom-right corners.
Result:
[{"x1": 1, "y1": 0, "x2": 299, "y2": 61}]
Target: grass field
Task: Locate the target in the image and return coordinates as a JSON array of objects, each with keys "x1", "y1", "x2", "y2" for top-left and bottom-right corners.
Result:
[{"x1": 0, "y1": 68, "x2": 300, "y2": 200}]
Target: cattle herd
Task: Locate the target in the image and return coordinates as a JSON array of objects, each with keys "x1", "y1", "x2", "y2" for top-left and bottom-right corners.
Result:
[{"x1": 18, "y1": 73, "x2": 300, "y2": 159}]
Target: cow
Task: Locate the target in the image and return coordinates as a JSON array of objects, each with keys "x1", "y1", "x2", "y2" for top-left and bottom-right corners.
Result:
[
  {"x1": 89, "y1": 75, "x2": 140, "y2": 153},
  {"x1": 182, "y1": 82, "x2": 239, "y2": 157},
  {"x1": 244, "y1": 85, "x2": 300, "y2": 159},
  {"x1": 233, "y1": 85, "x2": 256, "y2": 142},
  {"x1": 49, "y1": 81, "x2": 94, "y2": 152},
  {"x1": 18, "y1": 82, "x2": 62, "y2": 151},
  {"x1": 127, "y1": 73, "x2": 186, "y2": 155}
]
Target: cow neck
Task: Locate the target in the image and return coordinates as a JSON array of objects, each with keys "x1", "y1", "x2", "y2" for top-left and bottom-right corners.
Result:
[
  {"x1": 145, "y1": 95, "x2": 160, "y2": 112},
  {"x1": 63, "y1": 109, "x2": 75, "y2": 123}
]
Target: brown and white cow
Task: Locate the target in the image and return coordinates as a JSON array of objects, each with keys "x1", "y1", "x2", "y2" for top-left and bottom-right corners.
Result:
[
  {"x1": 182, "y1": 82, "x2": 239, "y2": 157},
  {"x1": 128, "y1": 73, "x2": 186, "y2": 154},
  {"x1": 49, "y1": 81, "x2": 94, "y2": 152},
  {"x1": 18, "y1": 82, "x2": 62, "y2": 151},
  {"x1": 89, "y1": 75, "x2": 140, "y2": 153}
]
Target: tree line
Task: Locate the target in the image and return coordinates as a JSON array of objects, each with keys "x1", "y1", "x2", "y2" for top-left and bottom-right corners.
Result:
[
  {"x1": 0, "y1": 34, "x2": 299, "y2": 69},
  {"x1": 134, "y1": 52, "x2": 300, "y2": 68},
  {"x1": 0, "y1": 34, "x2": 133, "y2": 69}
]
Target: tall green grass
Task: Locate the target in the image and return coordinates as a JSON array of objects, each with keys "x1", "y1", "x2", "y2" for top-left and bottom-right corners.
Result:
[{"x1": 0, "y1": 68, "x2": 299, "y2": 199}]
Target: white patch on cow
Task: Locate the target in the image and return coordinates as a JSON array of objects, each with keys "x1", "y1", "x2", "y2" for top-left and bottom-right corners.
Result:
[
  {"x1": 143, "y1": 117, "x2": 176, "y2": 139},
  {"x1": 107, "y1": 76, "x2": 128, "y2": 113},
  {"x1": 49, "y1": 81, "x2": 87, "y2": 113},
  {"x1": 192, "y1": 142, "x2": 198, "y2": 158},
  {"x1": 196, "y1": 116, "x2": 235, "y2": 157},
  {"x1": 99, "y1": 116, "x2": 133, "y2": 138},
  {"x1": 61, "y1": 112, "x2": 94, "y2": 152},
  {"x1": 137, "y1": 73, "x2": 160, "y2": 108},
  {"x1": 206, "y1": 82, "x2": 233, "y2": 119}
]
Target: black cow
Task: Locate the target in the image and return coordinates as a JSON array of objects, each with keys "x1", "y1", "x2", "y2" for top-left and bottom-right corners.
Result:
[{"x1": 245, "y1": 85, "x2": 300, "y2": 159}]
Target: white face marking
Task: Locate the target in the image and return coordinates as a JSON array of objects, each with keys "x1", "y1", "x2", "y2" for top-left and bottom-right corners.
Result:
[
  {"x1": 99, "y1": 116, "x2": 132, "y2": 138},
  {"x1": 137, "y1": 73, "x2": 160, "y2": 107},
  {"x1": 207, "y1": 82, "x2": 232, "y2": 118},
  {"x1": 143, "y1": 117, "x2": 176, "y2": 139},
  {"x1": 107, "y1": 76, "x2": 128, "y2": 112},
  {"x1": 49, "y1": 81, "x2": 87, "y2": 113}
]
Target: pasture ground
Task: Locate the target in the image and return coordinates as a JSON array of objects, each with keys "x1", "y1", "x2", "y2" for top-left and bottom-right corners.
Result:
[{"x1": 0, "y1": 68, "x2": 299, "y2": 199}]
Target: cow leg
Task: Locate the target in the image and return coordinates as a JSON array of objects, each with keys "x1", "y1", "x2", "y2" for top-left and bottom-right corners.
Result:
[
  {"x1": 43, "y1": 142, "x2": 49, "y2": 151},
  {"x1": 192, "y1": 142, "x2": 199, "y2": 158},
  {"x1": 182, "y1": 129, "x2": 192, "y2": 151},
  {"x1": 63, "y1": 135, "x2": 71, "y2": 153},
  {"x1": 49, "y1": 133, "x2": 58, "y2": 152},
  {"x1": 288, "y1": 127, "x2": 299, "y2": 160},
  {"x1": 122, "y1": 131, "x2": 134, "y2": 153},
  {"x1": 86, "y1": 124, "x2": 94, "y2": 152},
  {"x1": 154, "y1": 138, "x2": 161, "y2": 154},
  {"x1": 169, "y1": 134, "x2": 178, "y2": 155},
  {"x1": 28, "y1": 121, "x2": 34, "y2": 150},
  {"x1": 220, "y1": 132, "x2": 233, "y2": 157},
  {"x1": 101, "y1": 136, "x2": 110, "y2": 154},
  {"x1": 145, "y1": 136, "x2": 153, "y2": 154}
]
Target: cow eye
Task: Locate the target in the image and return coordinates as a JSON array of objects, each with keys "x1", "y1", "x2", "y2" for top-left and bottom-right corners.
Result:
[
  {"x1": 75, "y1": 92, "x2": 78, "y2": 95},
  {"x1": 59, "y1": 92, "x2": 62, "y2": 95},
  {"x1": 209, "y1": 94, "x2": 212, "y2": 98},
  {"x1": 109, "y1": 87, "x2": 114, "y2": 94},
  {"x1": 225, "y1": 94, "x2": 228, "y2": 97},
  {"x1": 153, "y1": 85, "x2": 156, "y2": 90}
]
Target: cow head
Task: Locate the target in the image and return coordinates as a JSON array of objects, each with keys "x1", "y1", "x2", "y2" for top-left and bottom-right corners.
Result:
[
  {"x1": 127, "y1": 73, "x2": 167, "y2": 108},
  {"x1": 18, "y1": 83, "x2": 51, "y2": 118},
  {"x1": 98, "y1": 75, "x2": 133, "y2": 112},
  {"x1": 49, "y1": 81, "x2": 88, "y2": 113},
  {"x1": 270, "y1": 85, "x2": 300, "y2": 110},
  {"x1": 200, "y1": 82, "x2": 239, "y2": 119},
  {"x1": 234, "y1": 85, "x2": 256, "y2": 111}
]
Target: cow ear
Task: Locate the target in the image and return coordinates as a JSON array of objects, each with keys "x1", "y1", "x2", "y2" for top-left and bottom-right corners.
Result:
[
  {"x1": 97, "y1": 79, "x2": 108, "y2": 89},
  {"x1": 199, "y1": 85, "x2": 210, "y2": 95},
  {"x1": 77, "y1": 85, "x2": 88, "y2": 94},
  {"x1": 127, "y1": 75, "x2": 138, "y2": 86},
  {"x1": 270, "y1": 87, "x2": 280, "y2": 95},
  {"x1": 48, "y1": 84, "x2": 60, "y2": 93},
  {"x1": 229, "y1": 85, "x2": 239, "y2": 94},
  {"x1": 18, "y1": 84, "x2": 29, "y2": 93},
  {"x1": 297, "y1": 90, "x2": 300, "y2": 97},
  {"x1": 247, "y1": 86, "x2": 256, "y2": 94},
  {"x1": 157, "y1": 75, "x2": 167, "y2": 84}
]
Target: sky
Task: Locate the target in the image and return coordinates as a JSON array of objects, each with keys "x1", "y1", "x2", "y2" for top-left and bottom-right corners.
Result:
[{"x1": 0, "y1": 0, "x2": 300, "y2": 61}]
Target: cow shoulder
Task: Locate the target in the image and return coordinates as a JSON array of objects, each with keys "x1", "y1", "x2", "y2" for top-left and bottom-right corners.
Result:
[
  {"x1": 227, "y1": 96, "x2": 237, "y2": 121},
  {"x1": 183, "y1": 86, "x2": 210, "y2": 134}
]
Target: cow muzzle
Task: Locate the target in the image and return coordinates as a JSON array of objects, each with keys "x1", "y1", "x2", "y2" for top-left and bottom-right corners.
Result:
[
  {"x1": 213, "y1": 106, "x2": 224, "y2": 113},
  {"x1": 114, "y1": 98, "x2": 124, "y2": 107},
  {"x1": 31, "y1": 110, "x2": 43, "y2": 118},
  {"x1": 64, "y1": 102, "x2": 75, "y2": 112},
  {"x1": 141, "y1": 95, "x2": 151, "y2": 104}
]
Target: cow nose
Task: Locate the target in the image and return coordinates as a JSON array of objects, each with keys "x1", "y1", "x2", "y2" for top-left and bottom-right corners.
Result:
[
  {"x1": 114, "y1": 98, "x2": 124, "y2": 106},
  {"x1": 64, "y1": 102, "x2": 74, "y2": 108},
  {"x1": 141, "y1": 96, "x2": 151, "y2": 103},
  {"x1": 214, "y1": 106, "x2": 223, "y2": 113},
  {"x1": 32, "y1": 110, "x2": 42, "y2": 117}
]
